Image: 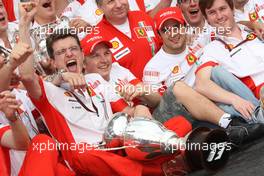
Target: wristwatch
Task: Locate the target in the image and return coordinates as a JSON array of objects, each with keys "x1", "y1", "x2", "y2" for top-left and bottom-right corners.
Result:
[
  {"x1": 46, "y1": 69, "x2": 67, "y2": 82},
  {"x1": 57, "y1": 69, "x2": 67, "y2": 81}
]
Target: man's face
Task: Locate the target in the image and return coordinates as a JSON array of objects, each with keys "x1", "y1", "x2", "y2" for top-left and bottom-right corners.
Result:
[
  {"x1": 0, "y1": 1, "x2": 8, "y2": 32},
  {"x1": 52, "y1": 37, "x2": 84, "y2": 73},
  {"x1": 84, "y1": 43, "x2": 112, "y2": 81},
  {"x1": 205, "y1": 0, "x2": 235, "y2": 34},
  {"x1": 159, "y1": 19, "x2": 187, "y2": 53},
  {"x1": 35, "y1": 0, "x2": 56, "y2": 21},
  {"x1": 99, "y1": 0, "x2": 129, "y2": 23},
  {"x1": 178, "y1": 0, "x2": 204, "y2": 27}
]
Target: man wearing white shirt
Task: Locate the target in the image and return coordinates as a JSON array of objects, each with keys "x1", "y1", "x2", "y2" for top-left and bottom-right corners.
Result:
[
  {"x1": 143, "y1": 7, "x2": 237, "y2": 129},
  {"x1": 77, "y1": 0, "x2": 176, "y2": 25},
  {"x1": 196, "y1": 0, "x2": 264, "y2": 124},
  {"x1": 233, "y1": 0, "x2": 264, "y2": 39},
  {"x1": 233, "y1": 0, "x2": 264, "y2": 23}
]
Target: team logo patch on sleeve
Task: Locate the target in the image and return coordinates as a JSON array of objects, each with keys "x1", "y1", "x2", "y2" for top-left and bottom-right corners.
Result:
[
  {"x1": 186, "y1": 53, "x2": 197, "y2": 66},
  {"x1": 249, "y1": 11, "x2": 259, "y2": 21},
  {"x1": 247, "y1": 33, "x2": 257, "y2": 41}
]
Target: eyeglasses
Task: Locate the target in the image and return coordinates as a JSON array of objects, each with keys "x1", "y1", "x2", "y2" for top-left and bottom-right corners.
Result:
[
  {"x1": 180, "y1": 0, "x2": 199, "y2": 4},
  {"x1": 54, "y1": 46, "x2": 80, "y2": 56}
]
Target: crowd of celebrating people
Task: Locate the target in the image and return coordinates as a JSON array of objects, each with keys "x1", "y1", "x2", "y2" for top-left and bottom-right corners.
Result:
[{"x1": 1, "y1": 0, "x2": 264, "y2": 175}]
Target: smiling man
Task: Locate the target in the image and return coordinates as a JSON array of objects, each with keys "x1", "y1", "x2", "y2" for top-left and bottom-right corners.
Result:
[
  {"x1": 195, "y1": 0, "x2": 264, "y2": 124},
  {"x1": 91, "y1": 0, "x2": 161, "y2": 80}
]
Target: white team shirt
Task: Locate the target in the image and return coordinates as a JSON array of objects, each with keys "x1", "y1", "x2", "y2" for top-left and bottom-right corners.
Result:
[
  {"x1": 197, "y1": 25, "x2": 264, "y2": 87},
  {"x1": 35, "y1": 73, "x2": 123, "y2": 145},
  {"x1": 143, "y1": 20, "x2": 214, "y2": 89},
  {"x1": 76, "y1": 0, "x2": 104, "y2": 25},
  {"x1": 0, "y1": 22, "x2": 19, "y2": 49},
  {"x1": 0, "y1": 89, "x2": 39, "y2": 176},
  {"x1": 110, "y1": 62, "x2": 140, "y2": 87},
  {"x1": 143, "y1": 46, "x2": 201, "y2": 88},
  {"x1": 234, "y1": 0, "x2": 264, "y2": 23},
  {"x1": 60, "y1": 0, "x2": 82, "y2": 19}
]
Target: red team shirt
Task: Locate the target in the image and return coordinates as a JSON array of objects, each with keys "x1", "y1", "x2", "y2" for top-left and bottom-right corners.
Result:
[
  {"x1": 29, "y1": 74, "x2": 127, "y2": 166},
  {"x1": 95, "y1": 11, "x2": 161, "y2": 80}
]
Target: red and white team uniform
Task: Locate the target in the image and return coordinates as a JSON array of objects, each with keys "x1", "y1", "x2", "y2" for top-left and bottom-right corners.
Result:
[
  {"x1": 76, "y1": 0, "x2": 104, "y2": 25},
  {"x1": 31, "y1": 74, "x2": 126, "y2": 145},
  {"x1": 76, "y1": 0, "x2": 148, "y2": 25},
  {"x1": 0, "y1": 22, "x2": 19, "y2": 49},
  {"x1": 29, "y1": 74, "x2": 179, "y2": 175},
  {"x1": 91, "y1": 11, "x2": 160, "y2": 80},
  {"x1": 59, "y1": 0, "x2": 82, "y2": 19},
  {"x1": 0, "y1": 89, "x2": 39, "y2": 176},
  {"x1": 197, "y1": 25, "x2": 264, "y2": 98},
  {"x1": 143, "y1": 7, "x2": 213, "y2": 92},
  {"x1": 234, "y1": 0, "x2": 264, "y2": 23},
  {"x1": 143, "y1": 44, "x2": 202, "y2": 90},
  {"x1": 0, "y1": 123, "x2": 10, "y2": 176},
  {"x1": 2, "y1": 0, "x2": 20, "y2": 22},
  {"x1": 110, "y1": 62, "x2": 141, "y2": 89}
]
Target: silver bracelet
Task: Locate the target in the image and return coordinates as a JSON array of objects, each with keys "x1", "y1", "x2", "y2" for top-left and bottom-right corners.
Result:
[{"x1": 46, "y1": 69, "x2": 67, "y2": 82}]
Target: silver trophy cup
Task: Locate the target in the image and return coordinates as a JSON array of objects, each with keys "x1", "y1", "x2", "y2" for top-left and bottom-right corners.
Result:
[{"x1": 103, "y1": 113, "x2": 230, "y2": 173}]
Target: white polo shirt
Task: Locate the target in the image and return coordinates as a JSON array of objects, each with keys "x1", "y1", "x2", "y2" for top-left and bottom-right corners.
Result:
[
  {"x1": 197, "y1": 25, "x2": 264, "y2": 94},
  {"x1": 143, "y1": 45, "x2": 202, "y2": 89},
  {"x1": 60, "y1": 0, "x2": 82, "y2": 19},
  {"x1": 234, "y1": 0, "x2": 264, "y2": 23},
  {"x1": 142, "y1": 20, "x2": 214, "y2": 89},
  {"x1": 31, "y1": 73, "x2": 125, "y2": 146},
  {"x1": 110, "y1": 62, "x2": 141, "y2": 87}
]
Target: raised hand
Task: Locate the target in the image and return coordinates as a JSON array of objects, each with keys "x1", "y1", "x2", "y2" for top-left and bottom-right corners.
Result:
[
  {"x1": 9, "y1": 42, "x2": 33, "y2": 69},
  {"x1": 19, "y1": 0, "x2": 38, "y2": 25}
]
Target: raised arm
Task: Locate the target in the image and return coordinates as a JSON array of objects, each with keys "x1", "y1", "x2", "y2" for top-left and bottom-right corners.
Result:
[
  {"x1": 238, "y1": 21, "x2": 264, "y2": 40},
  {"x1": 0, "y1": 43, "x2": 33, "y2": 92},
  {"x1": 18, "y1": 2, "x2": 42, "y2": 99}
]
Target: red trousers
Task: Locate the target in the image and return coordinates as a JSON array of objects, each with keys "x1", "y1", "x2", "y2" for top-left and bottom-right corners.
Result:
[{"x1": 18, "y1": 116, "x2": 192, "y2": 176}]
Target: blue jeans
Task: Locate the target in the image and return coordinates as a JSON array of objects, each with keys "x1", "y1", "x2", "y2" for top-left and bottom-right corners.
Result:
[{"x1": 210, "y1": 66, "x2": 264, "y2": 123}]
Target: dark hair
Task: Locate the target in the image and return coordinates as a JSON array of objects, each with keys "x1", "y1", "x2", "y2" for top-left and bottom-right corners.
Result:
[
  {"x1": 199, "y1": 0, "x2": 234, "y2": 18},
  {"x1": 46, "y1": 28, "x2": 81, "y2": 59},
  {"x1": 95, "y1": 0, "x2": 102, "y2": 6}
]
